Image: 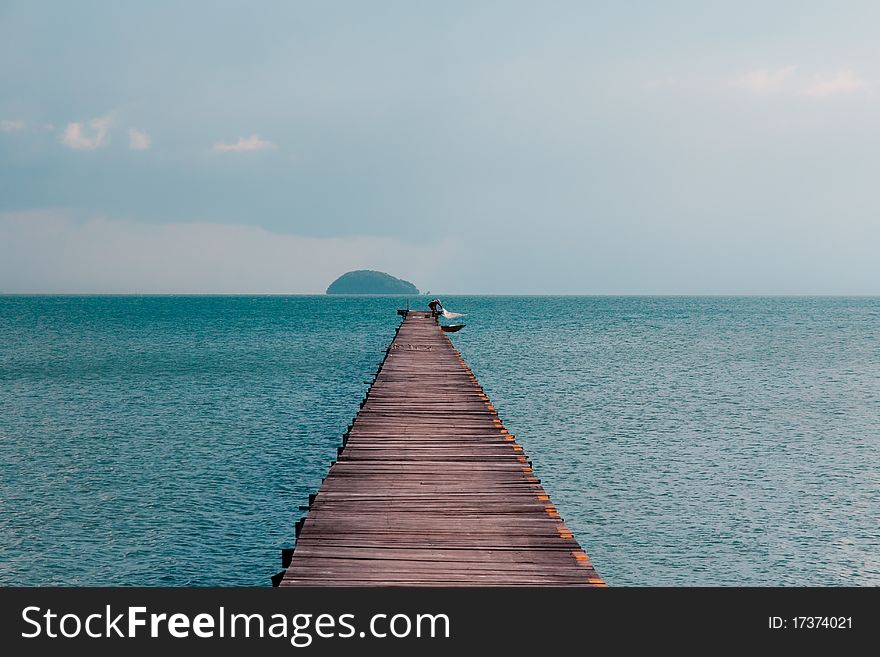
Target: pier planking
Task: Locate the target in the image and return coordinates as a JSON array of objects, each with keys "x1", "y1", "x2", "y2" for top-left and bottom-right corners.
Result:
[{"x1": 278, "y1": 311, "x2": 605, "y2": 586}]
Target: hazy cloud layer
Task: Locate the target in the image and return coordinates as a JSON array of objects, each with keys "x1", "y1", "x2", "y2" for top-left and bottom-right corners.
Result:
[
  {"x1": 0, "y1": 211, "x2": 452, "y2": 294},
  {"x1": 2, "y1": 208, "x2": 876, "y2": 295}
]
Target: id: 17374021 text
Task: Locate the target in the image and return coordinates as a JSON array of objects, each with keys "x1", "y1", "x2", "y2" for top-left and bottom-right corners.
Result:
[{"x1": 768, "y1": 616, "x2": 852, "y2": 630}]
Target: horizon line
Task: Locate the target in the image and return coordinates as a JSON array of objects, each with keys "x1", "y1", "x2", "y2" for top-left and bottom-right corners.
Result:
[{"x1": 3, "y1": 292, "x2": 880, "y2": 298}]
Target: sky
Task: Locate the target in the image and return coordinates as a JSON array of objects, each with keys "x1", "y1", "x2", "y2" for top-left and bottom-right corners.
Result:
[{"x1": 1, "y1": 0, "x2": 879, "y2": 294}]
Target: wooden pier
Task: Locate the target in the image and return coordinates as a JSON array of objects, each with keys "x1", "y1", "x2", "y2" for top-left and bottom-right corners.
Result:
[{"x1": 276, "y1": 311, "x2": 605, "y2": 586}]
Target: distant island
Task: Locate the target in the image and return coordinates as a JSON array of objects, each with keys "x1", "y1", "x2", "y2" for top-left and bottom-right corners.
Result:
[{"x1": 326, "y1": 270, "x2": 420, "y2": 295}]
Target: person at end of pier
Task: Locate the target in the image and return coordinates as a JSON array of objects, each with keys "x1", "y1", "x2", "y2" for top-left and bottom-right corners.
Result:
[{"x1": 428, "y1": 298, "x2": 443, "y2": 317}]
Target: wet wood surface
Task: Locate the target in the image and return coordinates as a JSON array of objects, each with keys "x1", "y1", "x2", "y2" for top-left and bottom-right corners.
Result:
[{"x1": 279, "y1": 311, "x2": 605, "y2": 586}]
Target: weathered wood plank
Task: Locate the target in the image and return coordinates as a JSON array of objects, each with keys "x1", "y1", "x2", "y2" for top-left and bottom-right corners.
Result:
[{"x1": 279, "y1": 310, "x2": 605, "y2": 587}]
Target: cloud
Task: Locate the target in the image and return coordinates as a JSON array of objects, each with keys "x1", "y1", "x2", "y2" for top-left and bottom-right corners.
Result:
[
  {"x1": 212, "y1": 134, "x2": 277, "y2": 153},
  {"x1": 730, "y1": 65, "x2": 798, "y2": 94},
  {"x1": 801, "y1": 69, "x2": 866, "y2": 98},
  {"x1": 729, "y1": 66, "x2": 868, "y2": 99},
  {"x1": 128, "y1": 128, "x2": 151, "y2": 150},
  {"x1": 0, "y1": 211, "x2": 455, "y2": 294},
  {"x1": 1, "y1": 119, "x2": 26, "y2": 132},
  {"x1": 60, "y1": 114, "x2": 113, "y2": 150}
]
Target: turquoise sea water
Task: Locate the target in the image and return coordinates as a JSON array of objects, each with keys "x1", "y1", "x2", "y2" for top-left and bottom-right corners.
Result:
[{"x1": 1, "y1": 296, "x2": 878, "y2": 586}]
